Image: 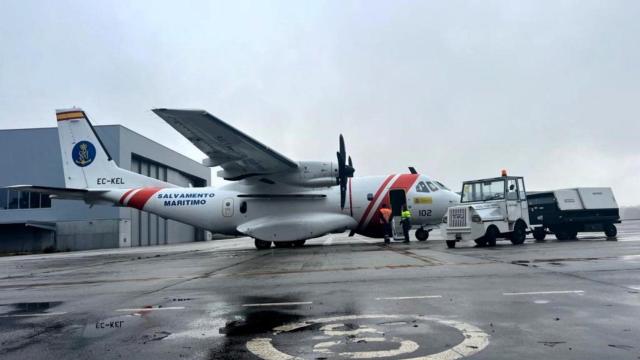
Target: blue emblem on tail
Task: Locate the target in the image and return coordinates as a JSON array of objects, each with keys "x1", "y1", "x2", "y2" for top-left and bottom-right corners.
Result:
[{"x1": 72, "y1": 141, "x2": 96, "y2": 167}]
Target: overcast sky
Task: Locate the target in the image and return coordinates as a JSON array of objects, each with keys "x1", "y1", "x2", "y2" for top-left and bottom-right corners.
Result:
[{"x1": 1, "y1": 0, "x2": 638, "y2": 205}]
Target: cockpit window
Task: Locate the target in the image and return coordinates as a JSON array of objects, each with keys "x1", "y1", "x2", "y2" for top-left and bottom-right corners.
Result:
[
  {"x1": 415, "y1": 181, "x2": 430, "y2": 193},
  {"x1": 427, "y1": 181, "x2": 439, "y2": 192},
  {"x1": 435, "y1": 181, "x2": 450, "y2": 190}
]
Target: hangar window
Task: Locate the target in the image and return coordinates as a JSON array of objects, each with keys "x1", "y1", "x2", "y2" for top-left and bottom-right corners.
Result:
[
  {"x1": 240, "y1": 201, "x2": 247, "y2": 214},
  {"x1": 415, "y1": 182, "x2": 430, "y2": 193},
  {"x1": 1, "y1": 190, "x2": 51, "y2": 210}
]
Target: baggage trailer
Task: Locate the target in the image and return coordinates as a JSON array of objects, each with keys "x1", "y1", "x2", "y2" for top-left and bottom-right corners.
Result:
[{"x1": 527, "y1": 188, "x2": 620, "y2": 241}]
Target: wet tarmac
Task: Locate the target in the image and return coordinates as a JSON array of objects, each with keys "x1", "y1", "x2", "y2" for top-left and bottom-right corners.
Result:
[{"x1": 1, "y1": 220, "x2": 640, "y2": 359}]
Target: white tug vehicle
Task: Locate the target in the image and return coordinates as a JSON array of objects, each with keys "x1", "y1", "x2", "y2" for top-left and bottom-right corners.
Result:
[{"x1": 444, "y1": 171, "x2": 529, "y2": 248}]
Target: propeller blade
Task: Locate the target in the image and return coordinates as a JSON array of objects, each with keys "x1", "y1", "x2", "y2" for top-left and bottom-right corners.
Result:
[{"x1": 336, "y1": 134, "x2": 354, "y2": 210}]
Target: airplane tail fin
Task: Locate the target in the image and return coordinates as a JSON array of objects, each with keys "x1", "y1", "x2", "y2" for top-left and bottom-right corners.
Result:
[{"x1": 56, "y1": 108, "x2": 172, "y2": 189}]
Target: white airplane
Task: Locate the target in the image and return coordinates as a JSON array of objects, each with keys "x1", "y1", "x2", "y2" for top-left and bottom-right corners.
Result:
[{"x1": 11, "y1": 108, "x2": 459, "y2": 249}]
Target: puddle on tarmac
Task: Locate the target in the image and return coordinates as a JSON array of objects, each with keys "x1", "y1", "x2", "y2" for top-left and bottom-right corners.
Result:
[
  {"x1": 0, "y1": 301, "x2": 63, "y2": 315},
  {"x1": 207, "y1": 295, "x2": 470, "y2": 360},
  {"x1": 207, "y1": 296, "x2": 308, "y2": 360}
]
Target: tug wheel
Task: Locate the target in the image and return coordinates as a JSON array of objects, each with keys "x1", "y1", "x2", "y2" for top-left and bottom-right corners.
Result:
[
  {"x1": 511, "y1": 221, "x2": 526, "y2": 245},
  {"x1": 484, "y1": 226, "x2": 499, "y2": 247}
]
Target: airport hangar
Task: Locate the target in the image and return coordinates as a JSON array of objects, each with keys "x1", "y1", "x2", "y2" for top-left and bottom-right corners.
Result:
[{"x1": 0, "y1": 125, "x2": 212, "y2": 254}]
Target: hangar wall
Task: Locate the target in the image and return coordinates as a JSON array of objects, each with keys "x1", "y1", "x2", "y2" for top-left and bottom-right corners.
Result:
[{"x1": 0, "y1": 125, "x2": 211, "y2": 253}]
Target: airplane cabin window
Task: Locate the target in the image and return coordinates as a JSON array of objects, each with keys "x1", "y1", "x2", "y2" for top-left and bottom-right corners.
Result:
[
  {"x1": 240, "y1": 201, "x2": 247, "y2": 214},
  {"x1": 416, "y1": 181, "x2": 430, "y2": 193},
  {"x1": 435, "y1": 181, "x2": 450, "y2": 190},
  {"x1": 427, "y1": 181, "x2": 439, "y2": 192}
]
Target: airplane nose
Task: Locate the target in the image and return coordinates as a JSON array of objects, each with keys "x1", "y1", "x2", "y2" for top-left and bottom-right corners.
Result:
[{"x1": 448, "y1": 191, "x2": 460, "y2": 204}]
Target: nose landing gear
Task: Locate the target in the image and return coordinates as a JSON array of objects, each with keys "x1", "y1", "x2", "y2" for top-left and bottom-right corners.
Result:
[{"x1": 415, "y1": 227, "x2": 430, "y2": 241}]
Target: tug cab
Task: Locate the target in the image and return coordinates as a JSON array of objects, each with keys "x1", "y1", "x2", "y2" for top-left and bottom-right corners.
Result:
[{"x1": 444, "y1": 171, "x2": 530, "y2": 248}]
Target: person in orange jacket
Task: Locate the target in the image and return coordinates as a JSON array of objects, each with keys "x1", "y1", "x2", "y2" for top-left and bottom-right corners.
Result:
[{"x1": 379, "y1": 203, "x2": 393, "y2": 244}]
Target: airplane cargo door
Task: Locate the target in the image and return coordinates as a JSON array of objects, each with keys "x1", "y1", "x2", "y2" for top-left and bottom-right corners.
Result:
[
  {"x1": 389, "y1": 189, "x2": 407, "y2": 216},
  {"x1": 389, "y1": 189, "x2": 408, "y2": 240}
]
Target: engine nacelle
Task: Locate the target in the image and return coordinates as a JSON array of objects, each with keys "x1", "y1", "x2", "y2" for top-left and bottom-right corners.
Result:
[{"x1": 276, "y1": 161, "x2": 339, "y2": 188}]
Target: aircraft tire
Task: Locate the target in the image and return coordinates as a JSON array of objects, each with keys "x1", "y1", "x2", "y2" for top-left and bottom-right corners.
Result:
[
  {"x1": 415, "y1": 228, "x2": 429, "y2": 241},
  {"x1": 446, "y1": 240, "x2": 456, "y2": 248},
  {"x1": 274, "y1": 241, "x2": 294, "y2": 248},
  {"x1": 254, "y1": 239, "x2": 272, "y2": 250}
]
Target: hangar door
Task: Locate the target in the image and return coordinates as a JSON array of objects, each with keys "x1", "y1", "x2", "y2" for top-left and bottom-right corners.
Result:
[{"x1": 129, "y1": 156, "x2": 205, "y2": 246}]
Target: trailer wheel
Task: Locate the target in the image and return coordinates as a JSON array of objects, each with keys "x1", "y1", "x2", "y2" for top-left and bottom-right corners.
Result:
[
  {"x1": 533, "y1": 227, "x2": 546, "y2": 241},
  {"x1": 446, "y1": 240, "x2": 457, "y2": 248},
  {"x1": 567, "y1": 230, "x2": 578, "y2": 240},
  {"x1": 254, "y1": 239, "x2": 272, "y2": 250},
  {"x1": 415, "y1": 228, "x2": 429, "y2": 241},
  {"x1": 555, "y1": 230, "x2": 570, "y2": 241},
  {"x1": 293, "y1": 240, "x2": 306, "y2": 247},
  {"x1": 511, "y1": 221, "x2": 527, "y2": 245},
  {"x1": 604, "y1": 223, "x2": 617, "y2": 239}
]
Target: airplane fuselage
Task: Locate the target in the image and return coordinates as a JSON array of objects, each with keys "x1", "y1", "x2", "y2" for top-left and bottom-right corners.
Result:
[{"x1": 104, "y1": 173, "x2": 459, "y2": 241}]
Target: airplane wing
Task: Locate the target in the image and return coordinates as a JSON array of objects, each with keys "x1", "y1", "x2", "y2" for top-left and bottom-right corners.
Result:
[
  {"x1": 152, "y1": 109, "x2": 298, "y2": 180},
  {"x1": 237, "y1": 213, "x2": 357, "y2": 241},
  {"x1": 7, "y1": 185, "x2": 109, "y2": 202}
]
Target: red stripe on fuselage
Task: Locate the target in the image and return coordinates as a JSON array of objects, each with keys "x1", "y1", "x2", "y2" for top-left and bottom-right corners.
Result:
[
  {"x1": 361, "y1": 173, "x2": 420, "y2": 236},
  {"x1": 119, "y1": 189, "x2": 135, "y2": 205},
  {"x1": 357, "y1": 174, "x2": 394, "y2": 230},
  {"x1": 127, "y1": 187, "x2": 162, "y2": 210}
]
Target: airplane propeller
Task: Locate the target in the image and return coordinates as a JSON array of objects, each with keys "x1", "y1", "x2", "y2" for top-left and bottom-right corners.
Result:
[{"x1": 336, "y1": 134, "x2": 356, "y2": 209}]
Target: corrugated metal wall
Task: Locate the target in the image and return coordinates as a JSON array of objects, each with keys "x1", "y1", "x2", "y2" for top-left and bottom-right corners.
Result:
[{"x1": 129, "y1": 155, "x2": 203, "y2": 246}]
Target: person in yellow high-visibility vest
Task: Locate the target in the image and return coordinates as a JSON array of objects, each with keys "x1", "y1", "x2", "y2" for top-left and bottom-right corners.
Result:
[{"x1": 400, "y1": 205, "x2": 412, "y2": 243}]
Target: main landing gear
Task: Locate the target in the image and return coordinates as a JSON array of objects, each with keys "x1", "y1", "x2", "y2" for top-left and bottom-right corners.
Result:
[{"x1": 254, "y1": 239, "x2": 306, "y2": 250}]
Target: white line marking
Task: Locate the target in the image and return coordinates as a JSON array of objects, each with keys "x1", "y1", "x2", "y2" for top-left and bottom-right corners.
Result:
[
  {"x1": 503, "y1": 290, "x2": 584, "y2": 296},
  {"x1": 115, "y1": 306, "x2": 185, "y2": 312},
  {"x1": 376, "y1": 295, "x2": 443, "y2": 300},
  {"x1": 0, "y1": 312, "x2": 67, "y2": 318},
  {"x1": 246, "y1": 338, "x2": 302, "y2": 360},
  {"x1": 242, "y1": 301, "x2": 313, "y2": 307},
  {"x1": 253, "y1": 314, "x2": 490, "y2": 360}
]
